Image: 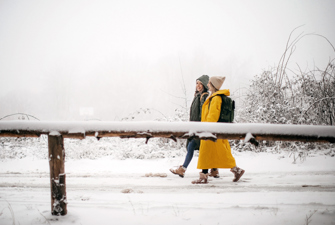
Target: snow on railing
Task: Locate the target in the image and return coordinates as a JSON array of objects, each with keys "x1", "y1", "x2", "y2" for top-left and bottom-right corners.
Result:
[{"x1": 0, "y1": 121, "x2": 334, "y2": 143}]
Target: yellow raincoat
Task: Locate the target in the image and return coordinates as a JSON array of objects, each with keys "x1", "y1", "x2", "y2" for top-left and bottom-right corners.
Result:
[{"x1": 197, "y1": 89, "x2": 237, "y2": 169}]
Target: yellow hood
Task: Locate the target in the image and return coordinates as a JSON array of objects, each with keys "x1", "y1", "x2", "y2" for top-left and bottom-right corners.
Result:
[{"x1": 211, "y1": 89, "x2": 230, "y2": 98}]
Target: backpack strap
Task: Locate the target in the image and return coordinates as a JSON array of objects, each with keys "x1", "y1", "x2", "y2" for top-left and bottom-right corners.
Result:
[
  {"x1": 200, "y1": 92, "x2": 209, "y2": 101},
  {"x1": 200, "y1": 92, "x2": 209, "y2": 111}
]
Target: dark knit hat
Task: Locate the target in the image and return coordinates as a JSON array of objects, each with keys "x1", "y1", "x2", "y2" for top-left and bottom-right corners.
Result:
[{"x1": 197, "y1": 75, "x2": 209, "y2": 90}]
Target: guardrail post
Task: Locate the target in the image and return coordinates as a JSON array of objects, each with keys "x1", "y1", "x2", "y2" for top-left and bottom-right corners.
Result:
[{"x1": 48, "y1": 134, "x2": 67, "y2": 215}]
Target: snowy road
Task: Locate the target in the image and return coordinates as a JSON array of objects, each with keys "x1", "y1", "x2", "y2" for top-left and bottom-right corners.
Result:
[
  {"x1": 1, "y1": 171, "x2": 335, "y2": 192},
  {"x1": 1, "y1": 152, "x2": 335, "y2": 224}
]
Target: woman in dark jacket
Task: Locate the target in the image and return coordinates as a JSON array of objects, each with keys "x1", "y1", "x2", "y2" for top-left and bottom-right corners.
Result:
[{"x1": 170, "y1": 75, "x2": 219, "y2": 178}]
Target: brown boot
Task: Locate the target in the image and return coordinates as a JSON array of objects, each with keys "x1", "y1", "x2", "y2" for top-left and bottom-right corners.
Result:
[
  {"x1": 230, "y1": 167, "x2": 245, "y2": 182},
  {"x1": 209, "y1": 168, "x2": 220, "y2": 178},
  {"x1": 170, "y1": 166, "x2": 186, "y2": 178},
  {"x1": 191, "y1": 172, "x2": 209, "y2": 184}
]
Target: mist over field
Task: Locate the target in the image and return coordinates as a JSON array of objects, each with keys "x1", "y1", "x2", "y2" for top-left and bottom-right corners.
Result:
[{"x1": 0, "y1": 0, "x2": 334, "y2": 121}]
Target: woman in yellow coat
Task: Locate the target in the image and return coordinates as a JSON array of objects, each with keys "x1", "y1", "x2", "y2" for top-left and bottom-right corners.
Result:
[{"x1": 192, "y1": 76, "x2": 245, "y2": 184}]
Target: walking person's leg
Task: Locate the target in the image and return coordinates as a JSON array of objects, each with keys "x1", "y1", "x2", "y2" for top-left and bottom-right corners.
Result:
[
  {"x1": 170, "y1": 139, "x2": 197, "y2": 178},
  {"x1": 182, "y1": 139, "x2": 197, "y2": 168}
]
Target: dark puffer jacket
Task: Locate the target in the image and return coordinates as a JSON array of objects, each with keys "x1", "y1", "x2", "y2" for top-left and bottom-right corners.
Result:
[{"x1": 187, "y1": 75, "x2": 209, "y2": 149}]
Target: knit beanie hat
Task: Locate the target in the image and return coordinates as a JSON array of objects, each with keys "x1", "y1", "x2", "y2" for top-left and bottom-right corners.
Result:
[
  {"x1": 196, "y1": 75, "x2": 209, "y2": 90},
  {"x1": 209, "y1": 76, "x2": 226, "y2": 90}
]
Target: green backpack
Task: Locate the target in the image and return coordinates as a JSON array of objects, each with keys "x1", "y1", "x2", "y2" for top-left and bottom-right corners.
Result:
[{"x1": 209, "y1": 94, "x2": 235, "y2": 123}]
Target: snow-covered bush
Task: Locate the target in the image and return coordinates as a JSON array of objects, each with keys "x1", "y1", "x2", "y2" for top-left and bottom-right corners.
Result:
[
  {"x1": 235, "y1": 61, "x2": 334, "y2": 153},
  {"x1": 234, "y1": 27, "x2": 335, "y2": 155},
  {"x1": 0, "y1": 135, "x2": 187, "y2": 161},
  {"x1": 295, "y1": 63, "x2": 335, "y2": 125},
  {"x1": 237, "y1": 61, "x2": 335, "y2": 126}
]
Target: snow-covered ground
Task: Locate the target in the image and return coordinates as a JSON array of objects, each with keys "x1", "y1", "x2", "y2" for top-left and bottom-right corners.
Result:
[{"x1": 1, "y1": 143, "x2": 335, "y2": 225}]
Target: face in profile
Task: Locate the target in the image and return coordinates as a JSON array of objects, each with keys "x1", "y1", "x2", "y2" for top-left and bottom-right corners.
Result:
[{"x1": 196, "y1": 80, "x2": 204, "y2": 92}]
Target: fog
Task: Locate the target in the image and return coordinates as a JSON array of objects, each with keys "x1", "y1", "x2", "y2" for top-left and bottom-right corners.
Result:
[{"x1": 1, "y1": 0, "x2": 334, "y2": 121}]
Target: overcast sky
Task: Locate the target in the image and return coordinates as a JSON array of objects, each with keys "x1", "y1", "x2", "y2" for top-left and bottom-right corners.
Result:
[{"x1": 0, "y1": 0, "x2": 334, "y2": 120}]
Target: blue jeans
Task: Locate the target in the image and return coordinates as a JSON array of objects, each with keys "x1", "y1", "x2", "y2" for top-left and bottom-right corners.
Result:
[{"x1": 182, "y1": 139, "x2": 198, "y2": 168}]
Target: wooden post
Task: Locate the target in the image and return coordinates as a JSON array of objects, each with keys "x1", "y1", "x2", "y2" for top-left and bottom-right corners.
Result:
[{"x1": 48, "y1": 134, "x2": 67, "y2": 215}]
